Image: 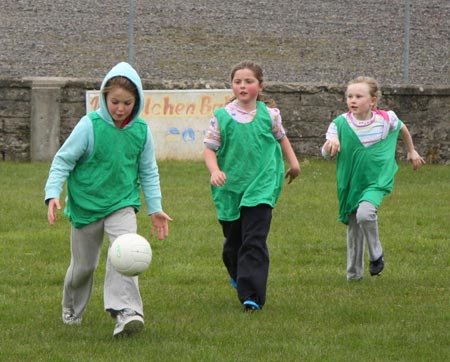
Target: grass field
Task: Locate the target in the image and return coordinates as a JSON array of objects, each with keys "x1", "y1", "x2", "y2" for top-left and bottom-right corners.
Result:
[{"x1": 0, "y1": 159, "x2": 449, "y2": 361}]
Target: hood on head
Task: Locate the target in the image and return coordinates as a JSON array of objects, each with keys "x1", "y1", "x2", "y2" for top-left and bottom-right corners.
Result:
[{"x1": 97, "y1": 62, "x2": 145, "y2": 125}]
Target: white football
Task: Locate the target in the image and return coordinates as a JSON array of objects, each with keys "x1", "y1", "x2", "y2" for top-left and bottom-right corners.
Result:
[{"x1": 110, "y1": 233, "x2": 152, "y2": 276}]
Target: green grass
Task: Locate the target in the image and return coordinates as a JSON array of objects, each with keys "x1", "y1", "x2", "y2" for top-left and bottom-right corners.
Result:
[{"x1": 0, "y1": 159, "x2": 449, "y2": 362}]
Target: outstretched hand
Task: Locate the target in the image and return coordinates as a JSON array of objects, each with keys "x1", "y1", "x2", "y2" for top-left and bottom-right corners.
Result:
[{"x1": 151, "y1": 211, "x2": 173, "y2": 240}]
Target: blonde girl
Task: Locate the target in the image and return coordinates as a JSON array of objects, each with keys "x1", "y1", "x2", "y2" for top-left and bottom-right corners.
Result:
[{"x1": 322, "y1": 76, "x2": 424, "y2": 280}]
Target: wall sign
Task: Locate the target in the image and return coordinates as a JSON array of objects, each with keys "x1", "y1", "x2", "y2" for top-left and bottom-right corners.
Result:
[{"x1": 86, "y1": 89, "x2": 232, "y2": 160}]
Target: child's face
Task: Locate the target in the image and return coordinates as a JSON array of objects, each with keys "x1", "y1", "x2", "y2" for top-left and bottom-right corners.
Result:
[
  {"x1": 346, "y1": 82, "x2": 376, "y2": 120},
  {"x1": 106, "y1": 87, "x2": 136, "y2": 124},
  {"x1": 232, "y1": 68, "x2": 263, "y2": 106}
]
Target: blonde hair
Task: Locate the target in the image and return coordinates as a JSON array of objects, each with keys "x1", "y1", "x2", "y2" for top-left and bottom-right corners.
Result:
[
  {"x1": 228, "y1": 61, "x2": 276, "y2": 108},
  {"x1": 347, "y1": 76, "x2": 382, "y2": 109}
]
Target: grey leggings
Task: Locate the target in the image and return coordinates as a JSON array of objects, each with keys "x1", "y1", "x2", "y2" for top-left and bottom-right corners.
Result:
[{"x1": 346, "y1": 201, "x2": 383, "y2": 280}]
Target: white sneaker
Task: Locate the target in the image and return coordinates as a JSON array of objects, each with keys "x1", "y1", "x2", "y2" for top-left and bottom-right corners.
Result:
[
  {"x1": 113, "y1": 309, "x2": 144, "y2": 337},
  {"x1": 62, "y1": 308, "x2": 82, "y2": 325}
]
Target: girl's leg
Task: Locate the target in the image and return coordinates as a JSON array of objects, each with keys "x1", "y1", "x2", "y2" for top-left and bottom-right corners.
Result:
[
  {"x1": 103, "y1": 207, "x2": 143, "y2": 316},
  {"x1": 356, "y1": 201, "x2": 384, "y2": 275},
  {"x1": 237, "y1": 204, "x2": 272, "y2": 308},
  {"x1": 346, "y1": 213, "x2": 364, "y2": 280},
  {"x1": 62, "y1": 219, "x2": 104, "y2": 318},
  {"x1": 356, "y1": 201, "x2": 383, "y2": 261},
  {"x1": 220, "y1": 219, "x2": 242, "y2": 285}
]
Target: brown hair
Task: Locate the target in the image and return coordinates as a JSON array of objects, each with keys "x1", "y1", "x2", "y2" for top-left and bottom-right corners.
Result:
[
  {"x1": 102, "y1": 76, "x2": 139, "y2": 116},
  {"x1": 347, "y1": 76, "x2": 381, "y2": 108},
  {"x1": 102, "y1": 76, "x2": 138, "y2": 99},
  {"x1": 228, "y1": 61, "x2": 276, "y2": 108}
]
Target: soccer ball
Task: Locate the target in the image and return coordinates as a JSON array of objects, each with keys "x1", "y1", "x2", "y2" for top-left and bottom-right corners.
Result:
[{"x1": 110, "y1": 233, "x2": 152, "y2": 276}]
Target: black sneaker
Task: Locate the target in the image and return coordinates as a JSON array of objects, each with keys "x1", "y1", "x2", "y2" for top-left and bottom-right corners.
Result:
[
  {"x1": 243, "y1": 300, "x2": 260, "y2": 313},
  {"x1": 370, "y1": 254, "x2": 384, "y2": 276}
]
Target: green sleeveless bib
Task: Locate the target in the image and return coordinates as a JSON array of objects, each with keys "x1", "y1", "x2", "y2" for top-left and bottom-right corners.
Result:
[
  {"x1": 65, "y1": 112, "x2": 147, "y2": 228},
  {"x1": 334, "y1": 115, "x2": 402, "y2": 224},
  {"x1": 211, "y1": 101, "x2": 284, "y2": 221}
]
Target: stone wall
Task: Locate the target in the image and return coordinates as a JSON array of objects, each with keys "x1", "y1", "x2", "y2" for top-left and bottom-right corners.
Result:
[{"x1": 1, "y1": 78, "x2": 449, "y2": 164}]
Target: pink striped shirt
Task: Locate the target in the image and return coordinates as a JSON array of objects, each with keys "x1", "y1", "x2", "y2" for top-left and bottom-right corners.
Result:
[{"x1": 326, "y1": 110, "x2": 401, "y2": 147}]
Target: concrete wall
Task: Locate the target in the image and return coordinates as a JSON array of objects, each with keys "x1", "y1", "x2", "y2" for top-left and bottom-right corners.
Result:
[{"x1": 1, "y1": 78, "x2": 449, "y2": 164}]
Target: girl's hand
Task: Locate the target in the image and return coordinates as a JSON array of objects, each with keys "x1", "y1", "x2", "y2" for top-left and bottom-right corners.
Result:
[
  {"x1": 324, "y1": 138, "x2": 341, "y2": 157},
  {"x1": 47, "y1": 198, "x2": 61, "y2": 225},
  {"x1": 407, "y1": 150, "x2": 425, "y2": 170},
  {"x1": 285, "y1": 163, "x2": 301, "y2": 184},
  {"x1": 210, "y1": 170, "x2": 226, "y2": 187},
  {"x1": 151, "y1": 211, "x2": 173, "y2": 240}
]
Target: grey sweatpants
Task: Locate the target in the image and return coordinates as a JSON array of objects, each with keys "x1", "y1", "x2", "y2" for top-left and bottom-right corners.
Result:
[
  {"x1": 62, "y1": 207, "x2": 143, "y2": 318},
  {"x1": 346, "y1": 201, "x2": 383, "y2": 280}
]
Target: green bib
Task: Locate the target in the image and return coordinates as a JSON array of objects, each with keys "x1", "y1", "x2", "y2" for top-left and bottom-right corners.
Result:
[
  {"x1": 334, "y1": 115, "x2": 402, "y2": 224},
  {"x1": 65, "y1": 112, "x2": 147, "y2": 228},
  {"x1": 211, "y1": 101, "x2": 284, "y2": 221}
]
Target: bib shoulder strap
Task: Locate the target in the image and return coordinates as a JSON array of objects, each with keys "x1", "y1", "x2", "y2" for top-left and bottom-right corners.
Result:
[{"x1": 374, "y1": 109, "x2": 389, "y2": 121}]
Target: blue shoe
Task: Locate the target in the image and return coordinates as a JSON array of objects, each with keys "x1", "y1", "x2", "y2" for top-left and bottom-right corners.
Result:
[
  {"x1": 243, "y1": 300, "x2": 260, "y2": 312},
  {"x1": 229, "y1": 277, "x2": 237, "y2": 289}
]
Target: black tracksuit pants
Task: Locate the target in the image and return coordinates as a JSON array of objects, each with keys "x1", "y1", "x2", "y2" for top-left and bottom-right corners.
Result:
[{"x1": 220, "y1": 204, "x2": 272, "y2": 307}]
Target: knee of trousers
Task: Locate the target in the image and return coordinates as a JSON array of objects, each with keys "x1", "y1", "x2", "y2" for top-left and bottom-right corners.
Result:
[
  {"x1": 69, "y1": 265, "x2": 97, "y2": 286},
  {"x1": 356, "y1": 204, "x2": 377, "y2": 224}
]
